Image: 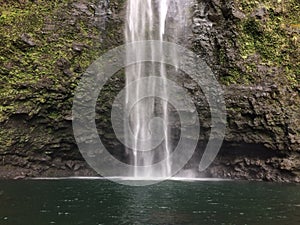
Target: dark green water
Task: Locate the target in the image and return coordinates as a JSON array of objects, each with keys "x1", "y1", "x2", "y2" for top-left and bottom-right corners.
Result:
[{"x1": 0, "y1": 179, "x2": 300, "y2": 225}]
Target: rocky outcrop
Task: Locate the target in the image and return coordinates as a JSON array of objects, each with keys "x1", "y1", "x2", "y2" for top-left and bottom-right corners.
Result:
[
  {"x1": 0, "y1": 0, "x2": 299, "y2": 181},
  {"x1": 0, "y1": 0, "x2": 122, "y2": 178},
  {"x1": 190, "y1": 0, "x2": 300, "y2": 182}
]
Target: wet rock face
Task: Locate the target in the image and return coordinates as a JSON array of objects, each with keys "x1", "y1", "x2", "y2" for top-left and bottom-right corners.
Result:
[
  {"x1": 0, "y1": 0, "x2": 122, "y2": 178},
  {"x1": 0, "y1": 0, "x2": 299, "y2": 181},
  {"x1": 191, "y1": 0, "x2": 300, "y2": 182}
]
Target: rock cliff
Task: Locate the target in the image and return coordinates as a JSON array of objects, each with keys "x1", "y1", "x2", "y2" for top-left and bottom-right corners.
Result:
[{"x1": 0, "y1": 0, "x2": 299, "y2": 181}]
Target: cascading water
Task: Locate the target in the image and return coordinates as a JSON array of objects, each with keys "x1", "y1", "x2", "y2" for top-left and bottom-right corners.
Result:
[{"x1": 125, "y1": 0, "x2": 190, "y2": 178}]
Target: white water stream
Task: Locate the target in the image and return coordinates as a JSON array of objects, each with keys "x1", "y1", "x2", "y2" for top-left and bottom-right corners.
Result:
[{"x1": 125, "y1": 0, "x2": 190, "y2": 178}]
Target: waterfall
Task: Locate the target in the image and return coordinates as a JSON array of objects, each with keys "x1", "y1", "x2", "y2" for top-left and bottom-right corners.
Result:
[{"x1": 125, "y1": 0, "x2": 190, "y2": 178}]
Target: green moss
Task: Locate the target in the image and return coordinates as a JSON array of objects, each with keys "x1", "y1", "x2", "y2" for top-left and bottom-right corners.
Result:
[
  {"x1": 234, "y1": 0, "x2": 300, "y2": 87},
  {"x1": 221, "y1": 67, "x2": 252, "y2": 85},
  {"x1": 0, "y1": 0, "x2": 104, "y2": 122},
  {"x1": 0, "y1": 0, "x2": 126, "y2": 154}
]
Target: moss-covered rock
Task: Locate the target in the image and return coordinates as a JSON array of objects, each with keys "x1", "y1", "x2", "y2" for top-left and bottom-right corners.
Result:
[
  {"x1": 191, "y1": 0, "x2": 299, "y2": 181},
  {"x1": 0, "y1": 0, "x2": 125, "y2": 177},
  {"x1": 0, "y1": 0, "x2": 299, "y2": 181}
]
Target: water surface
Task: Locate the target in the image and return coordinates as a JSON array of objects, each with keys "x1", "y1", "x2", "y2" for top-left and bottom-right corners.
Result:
[{"x1": 0, "y1": 179, "x2": 300, "y2": 225}]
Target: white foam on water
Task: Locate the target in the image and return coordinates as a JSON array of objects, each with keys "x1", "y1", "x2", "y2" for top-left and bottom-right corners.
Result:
[{"x1": 31, "y1": 176, "x2": 231, "y2": 182}]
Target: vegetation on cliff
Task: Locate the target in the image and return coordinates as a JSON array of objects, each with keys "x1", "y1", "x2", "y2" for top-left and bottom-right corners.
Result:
[{"x1": 0, "y1": 0, "x2": 299, "y2": 181}]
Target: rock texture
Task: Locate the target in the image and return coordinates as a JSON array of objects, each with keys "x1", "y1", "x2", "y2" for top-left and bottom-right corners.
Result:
[
  {"x1": 0, "y1": 0, "x2": 299, "y2": 181},
  {"x1": 191, "y1": 0, "x2": 300, "y2": 182}
]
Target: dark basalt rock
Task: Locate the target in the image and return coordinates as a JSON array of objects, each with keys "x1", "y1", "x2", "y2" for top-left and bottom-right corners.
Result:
[
  {"x1": 14, "y1": 33, "x2": 36, "y2": 50},
  {"x1": 20, "y1": 33, "x2": 36, "y2": 47}
]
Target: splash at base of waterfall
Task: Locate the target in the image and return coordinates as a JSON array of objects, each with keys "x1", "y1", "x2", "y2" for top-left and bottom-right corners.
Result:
[{"x1": 32, "y1": 176, "x2": 230, "y2": 182}]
